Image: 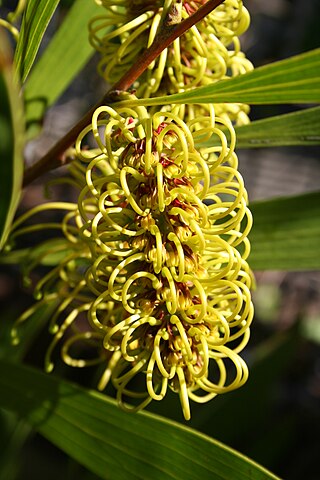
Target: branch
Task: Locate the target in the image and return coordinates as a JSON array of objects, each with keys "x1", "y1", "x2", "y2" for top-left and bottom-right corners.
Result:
[{"x1": 23, "y1": 0, "x2": 225, "y2": 187}]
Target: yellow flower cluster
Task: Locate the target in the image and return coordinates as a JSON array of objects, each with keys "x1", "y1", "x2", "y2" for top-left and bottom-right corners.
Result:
[
  {"x1": 72, "y1": 103, "x2": 253, "y2": 419},
  {"x1": 90, "y1": 0, "x2": 253, "y2": 124},
  {"x1": 10, "y1": 1, "x2": 254, "y2": 420}
]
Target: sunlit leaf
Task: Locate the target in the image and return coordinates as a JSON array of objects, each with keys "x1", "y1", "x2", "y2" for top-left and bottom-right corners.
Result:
[
  {"x1": 0, "y1": 29, "x2": 24, "y2": 250},
  {"x1": 0, "y1": 361, "x2": 280, "y2": 480},
  {"x1": 198, "y1": 107, "x2": 320, "y2": 149},
  {"x1": 0, "y1": 409, "x2": 32, "y2": 480},
  {"x1": 235, "y1": 107, "x2": 320, "y2": 148},
  {"x1": 250, "y1": 192, "x2": 320, "y2": 270},
  {"x1": 120, "y1": 49, "x2": 320, "y2": 107},
  {"x1": 14, "y1": 0, "x2": 61, "y2": 82}
]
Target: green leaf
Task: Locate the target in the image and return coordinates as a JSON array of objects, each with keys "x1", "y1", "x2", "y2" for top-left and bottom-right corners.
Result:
[
  {"x1": 24, "y1": 0, "x2": 103, "y2": 135},
  {"x1": 198, "y1": 107, "x2": 319, "y2": 149},
  {"x1": 0, "y1": 410, "x2": 32, "y2": 480},
  {"x1": 0, "y1": 361, "x2": 280, "y2": 480},
  {"x1": 0, "y1": 29, "x2": 24, "y2": 251},
  {"x1": 121, "y1": 49, "x2": 320, "y2": 107},
  {"x1": 234, "y1": 107, "x2": 320, "y2": 148},
  {"x1": 197, "y1": 107, "x2": 320, "y2": 149},
  {"x1": 250, "y1": 192, "x2": 320, "y2": 270},
  {"x1": 14, "y1": 0, "x2": 61, "y2": 83}
]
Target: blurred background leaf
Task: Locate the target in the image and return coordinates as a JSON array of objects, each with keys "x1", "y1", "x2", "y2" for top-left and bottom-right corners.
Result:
[
  {"x1": 198, "y1": 107, "x2": 320, "y2": 149},
  {"x1": 0, "y1": 410, "x2": 32, "y2": 480},
  {"x1": 249, "y1": 192, "x2": 320, "y2": 270},
  {"x1": 24, "y1": 0, "x2": 104, "y2": 138},
  {"x1": 0, "y1": 29, "x2": 24, "y2": 250},
  {"x1": 234, "y1": 107, "x2": 320, "y2": 148}
]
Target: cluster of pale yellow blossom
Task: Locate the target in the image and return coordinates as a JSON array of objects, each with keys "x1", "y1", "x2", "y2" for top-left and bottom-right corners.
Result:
[
  {"x1": 90, "y1": 0, "x2": 253, "y2": 124},
  {"x1": 10, "y1": 0, "x2": 254, "y2": 420}
]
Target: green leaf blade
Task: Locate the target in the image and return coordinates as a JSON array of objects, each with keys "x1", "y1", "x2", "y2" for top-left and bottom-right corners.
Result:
[
  {"x1": 0, "y1": 29, "x2": 24, "y2": 250},
  {"x1": 250, "y1": 192, "x2": 320, "y2": 270},
  {"x1": 14, "y1": 0, "x2": 61, "y2": 83},
  {"x1": 196, "y1": 107, "x2": 320, "y2": 149},
  {"x1": 125, "y1": 49, "x2": 320, "y2": 107},
  {"x1": 235, "y1": 107, "x2": 320, "y2": 148},
  {"x1": 0, "y1": 361, "x2": 280, "y2": 480}
]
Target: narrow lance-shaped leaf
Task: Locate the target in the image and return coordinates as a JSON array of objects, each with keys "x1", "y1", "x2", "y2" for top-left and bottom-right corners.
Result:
[
  {"x1": 249, "y1": 192, "x2": 320, "y2": 270},
  {"x1": 0, "y1": 361, "x2": 280, "y2": 480},
  {"x1": 0, "y1": 29, "x2": 24, "y2": 250},
  {"x1": 117, "y1": 49, "x2": 320, "y2": 107},
  {"x1": 24, "y1": 0, "x2": 104, "y2": 137},
  {"x1": 14, "y1": 0, "x2": 61, "y2": 83},
  {"x1": 198, "y1": 107, "x2": 320, "y2": 149},
  {"x1": 0, "y1": 409, "x2": 32, "y2": 480},
  {"x1": 235, "y1": 106, "x2": 320, "y2": 148}
]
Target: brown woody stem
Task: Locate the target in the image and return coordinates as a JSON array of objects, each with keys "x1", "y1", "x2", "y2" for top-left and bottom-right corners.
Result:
[{"x1": 23, "y1": 0, "x2": 225, "y2": 187}]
